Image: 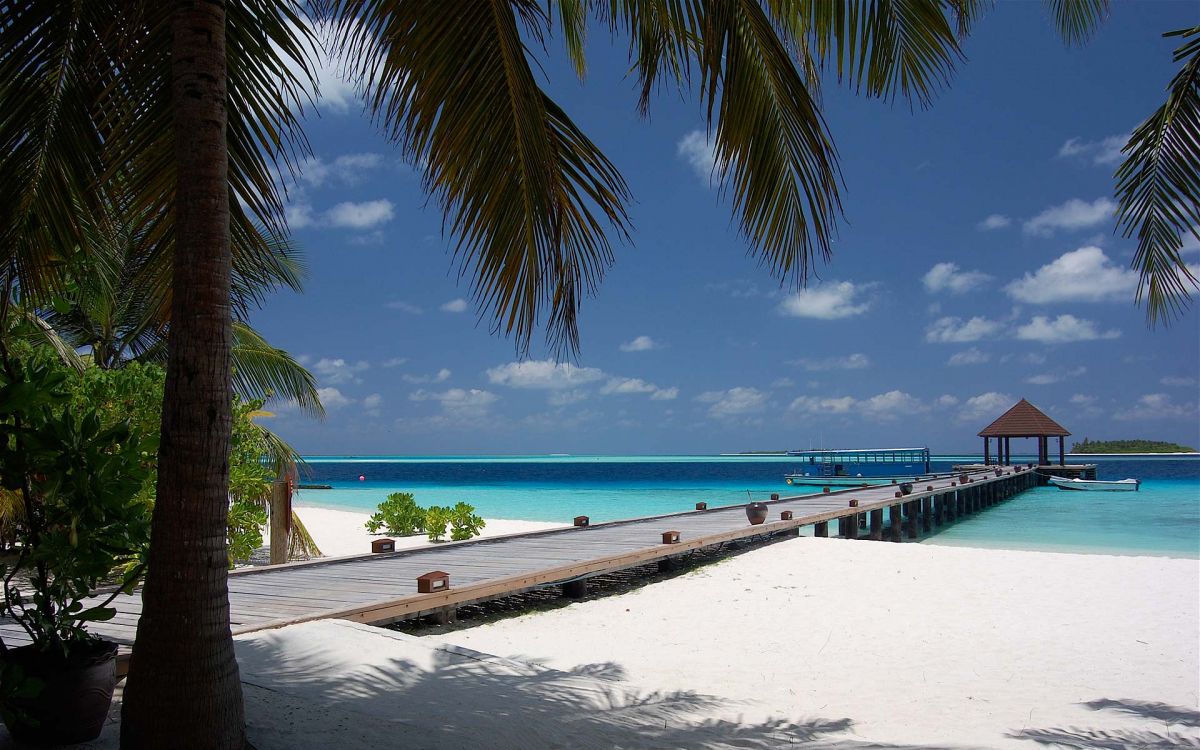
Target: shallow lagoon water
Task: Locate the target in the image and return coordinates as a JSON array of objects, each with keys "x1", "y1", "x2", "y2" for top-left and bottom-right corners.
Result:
[{"x1": 295, "y1": 455, "x2": 1199, "y2": 558}]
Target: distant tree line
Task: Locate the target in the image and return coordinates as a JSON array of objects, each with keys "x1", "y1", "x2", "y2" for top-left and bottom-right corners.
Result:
[{"x1": 1072, "y1": 438, "x2": 1197, "y2": 454}]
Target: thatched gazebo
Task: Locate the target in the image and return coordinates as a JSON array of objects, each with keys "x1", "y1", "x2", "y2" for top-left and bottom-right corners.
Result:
[{"x1": 978, "y1": 398, "x2": 1070, "y2": 466}]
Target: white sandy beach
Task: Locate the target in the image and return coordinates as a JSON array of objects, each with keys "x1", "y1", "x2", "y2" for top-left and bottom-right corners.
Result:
[
  {"x1": 77, "y1": 511, "x2": 1199, "y2": 749},
  {"x1": 274, "y1": 505, "x2": 565, "y2": 558},
  {"x1": 439, "y1": 536, "x2": 1200, "y2": 748}
]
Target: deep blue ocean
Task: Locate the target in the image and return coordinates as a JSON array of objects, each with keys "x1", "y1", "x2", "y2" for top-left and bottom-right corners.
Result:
[{"x1": 295, "y1": 455, "x2": 1199, "y2": 559}]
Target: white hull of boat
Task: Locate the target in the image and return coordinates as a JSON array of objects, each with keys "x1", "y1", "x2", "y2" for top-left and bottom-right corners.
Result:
[{"x1": 1048, "y1": 477, "x2": 1140, "y2": 492}]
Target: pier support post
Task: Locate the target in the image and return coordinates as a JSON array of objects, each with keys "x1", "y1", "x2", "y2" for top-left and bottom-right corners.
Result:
[
  {"x1": 905, "y1": 502, "x2": 918, "y2": 539},
  {"x1": 658, "y1": 557, "x2": 679, "y2": 573},
  {"x1": 920, "y1": 497, "x2": 931, "y2": 533},
  {"x1": 869, "y1": 509, "x2": 883, "y2": 541},
  {"x1": 562, "y1": 580, "x2": 587, "y2": 599},
  {"x1": 845, "y1": 511, "x2": 860, "y2": 540},
  {"x1": 814, "y1": 521, "x2": 828, "y2": 537},
  {"x1": 888, "y1": 505, "x2": 903, "y2": 542},
  {"x1": 933, "y1": 495, "x2": 943, "y2": 526},
  {"x1": 430, "y1": 606, "x2": 457, "y2": 626}
]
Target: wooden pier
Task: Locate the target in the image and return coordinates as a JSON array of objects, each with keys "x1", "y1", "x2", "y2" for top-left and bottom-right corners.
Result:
[{"x1": 0, "y1": 467, "x2": 1039, "y2": 672}]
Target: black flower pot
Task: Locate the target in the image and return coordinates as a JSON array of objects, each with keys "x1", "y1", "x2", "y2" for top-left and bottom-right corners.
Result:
[
  {"x1": 899, "y1": 482, "x2": 914, "y2": 496},
  {"x1": 2, "y1": 639, "x2": 117, "y2": 745},
  {"x1": 746, "y1": 502, "x2": 769, "y2": 525}
]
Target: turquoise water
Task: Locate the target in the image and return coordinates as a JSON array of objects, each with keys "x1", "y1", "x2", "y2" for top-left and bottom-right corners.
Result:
[{"x1": 294, "y1": 455, "x2": 1199, "y2": 558}]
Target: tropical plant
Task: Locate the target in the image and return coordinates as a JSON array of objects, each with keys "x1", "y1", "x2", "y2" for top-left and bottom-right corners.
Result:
[
  {"x1": 0, "y1": 1, "x2": 1117, "y2": 745},
  {"x1": 0, "y1": 353, "x2": 152, "y2": 656},
  {"x1": 423, "y1": 505, "x2": 452, "y2": 543},
  {"x1": 449, "y1": 502, "x2": 486, "y2": 542},
  {"x1": 225, "y1": 502, "x2": 268, "y2": 567},
  {"x1": 1115, "y1": 25, "x2": 1200, "y2": 325},
  {"x1": 365, "y1": 491, "x2": 426, "y2": 536}
]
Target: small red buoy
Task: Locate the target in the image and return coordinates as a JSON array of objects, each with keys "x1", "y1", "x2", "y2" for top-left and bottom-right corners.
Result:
[{"x1": 358, "y1": 475, "x2": 365, "y2": 482}]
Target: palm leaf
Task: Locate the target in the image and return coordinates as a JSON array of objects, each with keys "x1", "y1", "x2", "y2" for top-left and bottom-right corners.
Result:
[
  {"x1": 325, "y1": 0, "x2": 633, "y2": 355},
  {"x1": 1115, "y1": 26, "x2": 1200, "y2": 325},
  {"x1": 0, "y1": 0, "x2": 114, "y2": 298},
  {"x1": 1044, "y1": 0, "x2": 1109, "y2": 46},
  {"x1": 232, "y1": 322, "x2": 325, "y2": 420}
]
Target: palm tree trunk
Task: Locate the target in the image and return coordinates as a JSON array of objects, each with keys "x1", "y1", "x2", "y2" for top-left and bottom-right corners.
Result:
[{"x1": 121, "y1": 1, "x2": 245, "y2": 747}]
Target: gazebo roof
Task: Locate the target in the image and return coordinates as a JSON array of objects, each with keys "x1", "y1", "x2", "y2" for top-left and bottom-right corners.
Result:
[{"x1": 978, "y1": 398, "x2": 1070, "y2": 437}]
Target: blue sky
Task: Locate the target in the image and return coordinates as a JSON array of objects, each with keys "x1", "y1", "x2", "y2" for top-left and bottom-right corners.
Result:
[{"x1": 251, "y1": 2, "x2": 1200, "y2": 455}]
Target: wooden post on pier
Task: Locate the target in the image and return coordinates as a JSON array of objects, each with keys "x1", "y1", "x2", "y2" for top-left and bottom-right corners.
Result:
[
  {"x1": 814, "y1": 521, "x2": 828, "y2": 538},
  {"x1": 905, "y1": 501, "x2": 918, "y2": 539},
  {"x1": 845, "y1": 510, "x2": 860, "y2": 540},
  {"x1": 270, "y1": 479, "x2": 289, "y2": 565},
  {"x1": 920, "y1": 497, "x2": 932, "y2": 532},
  {"x1": 869, "y1": 509, "x2": 883, "y2": 540},
  {"x1": 562, "y1": 580, "x2": 587, "y2": 599},
  {"x1": 888, "y1": 505, "x2": 903, "y2": 542}
]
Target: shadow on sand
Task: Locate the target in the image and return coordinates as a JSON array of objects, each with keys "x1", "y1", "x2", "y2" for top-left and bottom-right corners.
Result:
[
  {"x1": 233, "y1": 624, "x2": 972, "y2": 750},
  {"x1": 1009, "y1": 697, "x2": 1200, "y2": 749}
]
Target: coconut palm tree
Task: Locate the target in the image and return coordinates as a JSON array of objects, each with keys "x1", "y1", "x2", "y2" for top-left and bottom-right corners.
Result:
[{"x1": 1, "y1": 1, "x2": 1141, "y2": 747}]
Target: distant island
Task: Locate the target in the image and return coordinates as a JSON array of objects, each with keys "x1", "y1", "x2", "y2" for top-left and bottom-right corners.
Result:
[{"x1": 1071, "y1": 438, "x2": 1196, "y2": 454}]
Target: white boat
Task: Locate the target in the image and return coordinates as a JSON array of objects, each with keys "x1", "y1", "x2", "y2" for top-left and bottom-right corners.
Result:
[{"x1": 1048, "y1": 477, "x2": 1140, "y2": 492}]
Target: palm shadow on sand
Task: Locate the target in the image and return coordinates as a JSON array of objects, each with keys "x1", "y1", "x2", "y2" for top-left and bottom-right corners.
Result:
[
  {"x1": 1009, "y1": 697, "x2": 1200, "y2": 749},
  {"x1": 233, "y1": 625, "x2": 975, "y2": 749}
]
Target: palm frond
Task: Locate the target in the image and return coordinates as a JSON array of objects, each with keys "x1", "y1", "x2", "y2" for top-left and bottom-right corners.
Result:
[
  {"x1": 0, "y1": 0, "x2": 113, "y2": 298},
  {"x1": 698, "y1": 0, "x2": 843, "y2": 284},
  {"x1": 1115, "y1": 26, "x2": 1200, "y2": 325},
  {"x1": 232, "y1": 321, "x2": 325, "y2": 420},
  {"x1": 288, "y1": 511, "x2": 323, "y2": 560},
  {"x1": 1044, "y1": 0, "x2": 1109, "y2": 46},
  {"x1": 776, "y1": 0, "x2": 965, "y2": 108},
  {"x1": 326, "y1": 0, "x2": 632, "y2": 356},
  {"x1": 7, "y1": 306, "x2": 85, "y2": 372}
]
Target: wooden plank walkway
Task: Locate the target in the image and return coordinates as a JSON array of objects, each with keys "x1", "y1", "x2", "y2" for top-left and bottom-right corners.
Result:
[{"x1": 0, "y1": 466, "x2": 1039, "y2": 669}]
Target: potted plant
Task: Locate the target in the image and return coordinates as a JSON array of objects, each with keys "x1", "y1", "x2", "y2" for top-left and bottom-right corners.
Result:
[{"x1": 0, "y1": 355, "x2": 152, "y2": 744}]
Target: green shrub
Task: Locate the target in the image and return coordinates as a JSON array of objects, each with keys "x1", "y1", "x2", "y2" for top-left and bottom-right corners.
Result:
[
  {"x1": 449, "y1": 502, "x2": 485, "y2": 541},
  {"x1": 365, "y1": 492, "x2": 426, "y2": 536},
  {"x1": 227, "y1": 501, "x2": 268, "y2": 567},
  {"x1": 424, "y1": 505, "x2": 452, "y2": 542}
]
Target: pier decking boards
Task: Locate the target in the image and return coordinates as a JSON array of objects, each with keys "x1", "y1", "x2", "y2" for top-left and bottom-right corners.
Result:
[{"x1": 0, "y1": 468, "x2": 1039, "y2": 670}]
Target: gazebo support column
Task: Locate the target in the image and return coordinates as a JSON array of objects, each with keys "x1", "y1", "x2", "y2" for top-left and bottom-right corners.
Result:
[
  {"x1": 1059, "y1": 436, "x2": 1065, "y2": 466},
  {"x1": 983, "y1": 437, "x2": 990, "y2": 466}
]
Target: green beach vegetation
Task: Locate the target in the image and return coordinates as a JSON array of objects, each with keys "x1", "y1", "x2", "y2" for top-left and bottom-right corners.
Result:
[
  {"x1": 366, "y1": 493, "x2": 485, "y2": 543},
  {"x1": 2, "y1": 1, "x2": 1195, "y2": 745},
  {"x1": 1072, "y1": 438, "x2": 1197, "y2": 454}
]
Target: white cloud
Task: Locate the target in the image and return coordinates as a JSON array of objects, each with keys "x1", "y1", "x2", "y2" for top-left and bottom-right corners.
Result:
[
  {"x1": 1161, "y1": 376, "x2": 1197, "y2": 387},
  {"x1": 361, "y1": 393, "x2": 383, "y2": 409},
  {"x1": 1005, "y1": 247, "x2": 1136, "y2": 304},
  {"x1": 771, "y1": 377, "x2": 795, "y2": 389},
  {"x1": 959, "y1": 392, "x2": 1014, "y2": 421},
  {"x1": 402, "y1": 368, "x2": 451, "y2": 385},
  {"x1": 325, "y1": 199, "x2": 395, "y2": 229},
  {"x1": 925, "y1": 316, "x2": 1004, "y2": 343},
  {"x1": 1114, "y1": 393, "x2": 1199, "y2": 421},
  {"x1": 316, "y1": 387, "x2": 352, "y2": 409},
  {"x1": 287, "y1": 203, "x2": 318, "y2": 229},
  {"x1": 1023, "y1": 197, "x2": 1115, "y2": 236},
  {"x1": 1182, "y1": 235, "x2": 1200, "y2": 255},
  {"x1": 410, "y1": 388, "x2": 497, "y2": 416},
  {"x1": 441, "y1": 298, "x2": 468, "y2": 313},
  {"x1": 778, "y1": 281, "x2": 874, "y2": 319},
  {"x1": 385, "y1": 300, "x2": 423, "y2": 314},
  {"x1": 790, "y1": 353, "x2": 871, "y2": 371},
  {"x1": 1015, "y1": 315, "x2": 1120, "y2": 344},
  {"x1": 789, "y1": 390, "x2": 924, "y2": 421},
  {"x1": 381, "y1": 357, "x2": 408, "y2": 368},
  {"x1": 947, "y1": 347, "x2": 990, "y2": 366},
  {"x1": 1025, "y1": 366, "x2": 1087, "y2": 385},
  {"x1": 547, "y1": 390, "x2": 589, "y2": 407},
  {"x1": 1069, "y1": 394, "x2": 1096, "y2": 405},
  {"x1": 923, "y1": 262, "x2": 992, "y2": 294},
  {"x1": 978, "y1": 214, "x2": 1012, "y2": 231},
  {"x1": 934, "y1": 394, "x2": 959, "y2": 408},
  {"x1": 298, "y1": 153, "x2": 385, "y2": 189},
  {"x1": 276, "y1": 19, "x2": 360, "y2": 116},
  {"x1": 619, "y1": 335, "x2": 660, "y2": 352},
  {"x1": 677, "y1": 130, "x2": 717, "y2": 184},
  {"x1": 600, "y1": 377, "x2": 677, "y2": 401},
  {"x1": 697, "y1": 387, "x2": 767, "y2": 419},
  {"x1": 313, "y1": 357, "x2": 369, "y2": 385},
  {"x1": 486, "y1": 360, "x2": 605, "y2": 389},
  {"x1": 1058, "y1": 134, "x2": 1127, "y2": 166}
]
